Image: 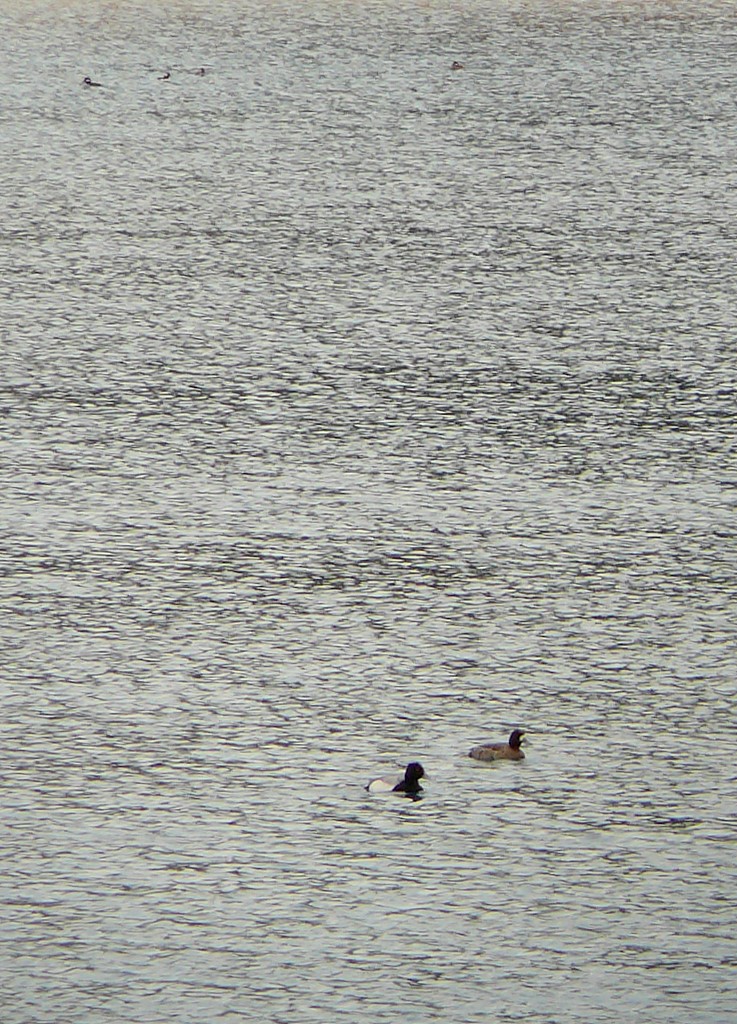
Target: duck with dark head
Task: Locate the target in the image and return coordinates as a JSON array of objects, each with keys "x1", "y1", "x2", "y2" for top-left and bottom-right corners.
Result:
[
  {"x1": 366, "y1": 762, "x2": 426, "y2": 797},
  {"x1": 469, "y1": 729, "x2": 525, "y2": 762}
]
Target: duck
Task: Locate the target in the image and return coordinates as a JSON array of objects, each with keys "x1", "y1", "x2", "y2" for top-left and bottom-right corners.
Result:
[
  {"x1": 159, "y1": 71, "x2": 171, "y2": 81},
  {"x1": 451, "y1": 61, "x2": 465, "y2": 71},
  {"x1": 82, "y1": 76, "x2": 102, "y2": 87},
  {"x1": 366, "y1": 762, "x2": 425, "y2": 796},
  {"x1": 469, "y1": 729, "x2": 525, "y2": 762}
]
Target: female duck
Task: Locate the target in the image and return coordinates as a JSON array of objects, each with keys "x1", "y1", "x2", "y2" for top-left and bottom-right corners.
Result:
[
  {"x1": 469, "y1": 729, "x2": 525, "y2": 762},
  {"x1": 366, "y1": 762, "x2": 425, "y2": 796}
]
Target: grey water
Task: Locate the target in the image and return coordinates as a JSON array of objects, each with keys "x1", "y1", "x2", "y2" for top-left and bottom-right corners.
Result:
[{"x1": 1, "y1": 1, "x2": 736, "y2": 1021}]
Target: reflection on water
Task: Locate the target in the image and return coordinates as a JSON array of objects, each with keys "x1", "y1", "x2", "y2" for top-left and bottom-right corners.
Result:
[{"x1": 1, "y1": 1, "x2": 736, "y2": 1022}]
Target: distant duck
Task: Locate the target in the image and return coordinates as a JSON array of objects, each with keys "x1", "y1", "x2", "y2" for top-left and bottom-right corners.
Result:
[
  {"x1": 366, "y1": 762, "x2": 425, "y2": 796},
  {"x1": 194, "y1": 67, "x2": 206, "y2": 76},
  {"x1": 469, "y1": 729, "x2": 525, "y2": 762},
  {"x1": 451, "y1": 61, "x2": 465, "y2": 71},
  {"x1": 159, "y1": 71, "x2": 171, "y2": 81},
  {"x1": 82, "y1": 76, "x2": 102, "y2": 87}
]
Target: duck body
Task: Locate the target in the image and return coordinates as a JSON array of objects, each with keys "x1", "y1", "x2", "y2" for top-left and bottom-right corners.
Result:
[
  {"x1": 469, "y1": 729, "x2": 525, "y2": 762},
  {"x1": 366, "y1": 762, "x2": 425, "y2": 796},
  {"x1": 83, "y1": 76, "x2": 102, "y2": 87}
]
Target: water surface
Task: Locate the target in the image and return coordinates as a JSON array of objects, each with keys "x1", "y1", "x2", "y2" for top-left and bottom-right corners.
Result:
[{"x1": 1, "y1": 2, "x2": 736, "y2": 1022}]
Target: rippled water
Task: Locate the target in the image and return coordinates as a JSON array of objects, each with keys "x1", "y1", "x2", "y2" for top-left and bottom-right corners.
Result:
[{"x1": 1, "y1": 1, "x2": 736, "y2": 1021}]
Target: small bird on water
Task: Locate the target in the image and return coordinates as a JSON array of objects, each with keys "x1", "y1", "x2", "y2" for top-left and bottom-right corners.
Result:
[
  {"x1": 366, "y1": 762, "x2": 426, "y2": 797},
  {"x1": 469, "y1": 729, "x2": 526, "y2": 762},
  {"x1": 83, "y1": 76, "x2": 102, "y2": 87}
]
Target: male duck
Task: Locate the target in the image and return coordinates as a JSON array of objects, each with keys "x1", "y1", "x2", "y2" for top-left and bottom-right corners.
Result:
[{"x1": 366, "y1": 762, "x2": 425, "y2": 796}]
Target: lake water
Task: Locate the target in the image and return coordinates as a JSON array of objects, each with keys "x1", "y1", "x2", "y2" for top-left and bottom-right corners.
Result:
[{"x1": 1, "y1": 1, "x2": 735, "y2": 1022}]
